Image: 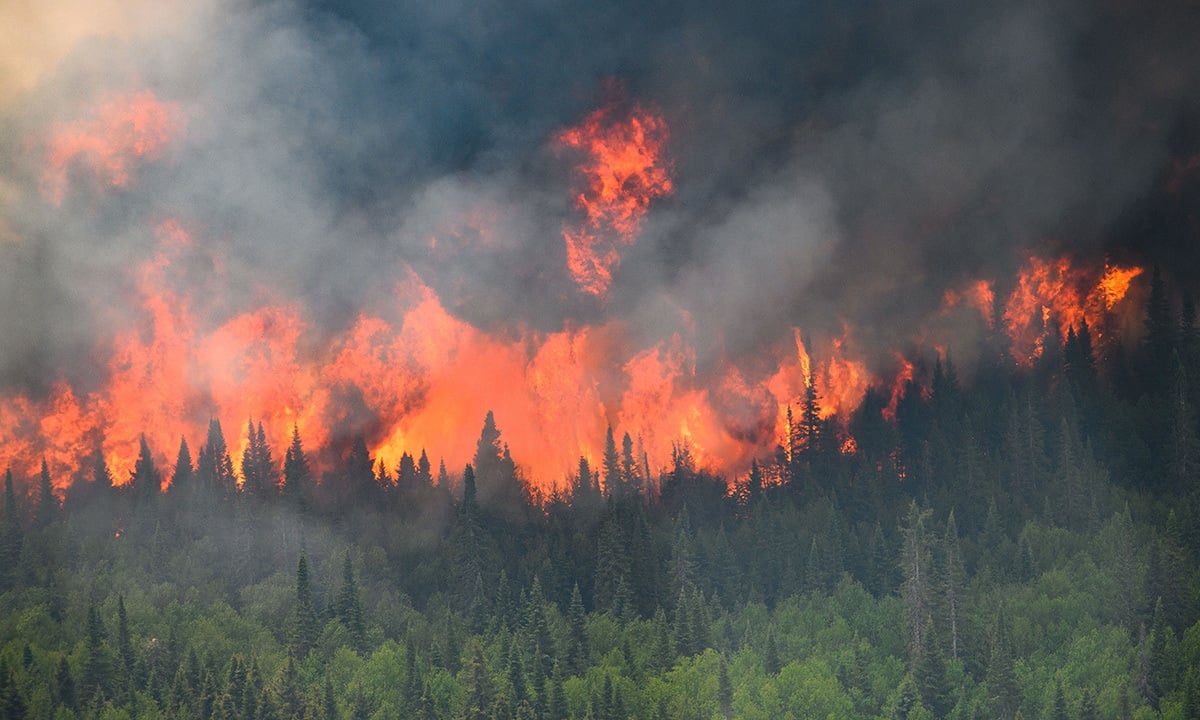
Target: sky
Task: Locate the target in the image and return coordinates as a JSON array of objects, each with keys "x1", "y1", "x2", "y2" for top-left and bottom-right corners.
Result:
[{"x1": 0, "y1": 0, "x2": 1198, "y2": 485}]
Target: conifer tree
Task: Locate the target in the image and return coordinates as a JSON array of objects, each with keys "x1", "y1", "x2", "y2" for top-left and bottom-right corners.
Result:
[
  {"x1": 940, "y1": 512, "x2": 966, "y2": 663},
  {"x1": 1167, "y1": 353, "x2": 1200, "y2": 491},
  {"x1": 81, "y1": 603, "x2": 109, "y2": 705},
  {"x1": 281, "y1": 425, "x2": 312, "y2": 512},
  {"x1": 620, "y1": 432, "x2": 641, "y2": 495},
  {"x1": 567, "y1": 583, "x2": 588, "y2": 676},
  {"x1": 169, "y1": 437, "x2": 193, "y2": 498},
  {"x1": 986, "y1": 608, "x2": 1019, "y2": 720},
  {"x1": 36, "y1": 459, "x2": 56, "y2": 528},
  {"x1": 131, "y1": 434, "x2": 161, "y2": 510},
  {"x1": 899, "y1": 501, "x2": 933, "y2": 668},
  {"x1": 241, "y1": 420, "x2": 278, "y2": 498},
  {"x1": 1, "y1": 469, "x2": 23, "y2": 591},
  {"x1": 197, "y1": 419, "x2": 236, "y2": 499},
  {"x1": 336, "y1": 551, "x2": 365, "y2": 648},
  {"x1": 291, "y1": 552, "x2": 320, "y2": 658},
  {"x1": 602, "y1": 425, "x2": 622, "y2": 498},
  {"x1": 116, "y1": 594, "x2": 134, "y2": 702}
]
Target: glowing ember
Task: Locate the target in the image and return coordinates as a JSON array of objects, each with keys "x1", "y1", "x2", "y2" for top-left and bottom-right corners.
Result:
[
  {"x1": 557, "y1": 99, "x2": 673, "y2": 297},
  {"x1": 41, "y1": 91, "x2": 184, "y2": 205}
]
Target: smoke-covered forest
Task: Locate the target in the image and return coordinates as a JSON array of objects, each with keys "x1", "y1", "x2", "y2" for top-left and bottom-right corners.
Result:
[
  {"x1": 2, "y1": 277, "x2": 1200, "y2": 720},
  {"x1": 8, "y1": 0, "x2": 1200, "y2": 719}
]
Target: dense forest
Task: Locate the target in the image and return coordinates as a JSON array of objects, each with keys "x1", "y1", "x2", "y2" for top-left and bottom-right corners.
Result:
[{"x1": 2, "y1": 272, "x2": 1200, "y2": 720}]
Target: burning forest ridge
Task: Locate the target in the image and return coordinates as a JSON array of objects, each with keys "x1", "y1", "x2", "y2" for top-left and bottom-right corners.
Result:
[
  {"x1": 1, "y1": 0, "x2": 1198, "y2": 499},
  {"x1": 0, "y1": 89, "x2": 1153, "y2": 494}
]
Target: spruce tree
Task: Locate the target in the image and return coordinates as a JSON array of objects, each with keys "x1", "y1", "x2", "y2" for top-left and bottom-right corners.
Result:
[
  {"x1": 282, "y1": 425, "x2": 312, "y2": 512},
  {"x1": 940, "y1": 511, "x2": 966, "y2": 663},
  {"x1": 567, "y1": 583, "x2": 588, "y2": 676},
  {"x1": 36, "y1": 459, "x2": 56, "y2": 528},
  {"x1": 1, "y1": 469, "x2": 23, "y2": 591},
  {"x1": 131, "y1": 434, "x2": 161, "y2": 510},
  {"x1": 899, "y1": 501, "x2": 933, "y2": 669},
  {"x1": 291, "y1": 552, "x2": 320, "y2": 658},
  {"x1": 602, "y1": 425, "x2": 622, "y2": 498},
  {"x1": 336, "y1": 551, "x2": 365, "y2": 649},
  {"x1": 986, "y1": 609, "x2": 1019, "y2": 720}
]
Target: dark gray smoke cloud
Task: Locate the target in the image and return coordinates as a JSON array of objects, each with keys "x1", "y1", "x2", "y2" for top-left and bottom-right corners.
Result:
[{"x1": 0, "y1": 0, "x2": 1198, "y2": 396}]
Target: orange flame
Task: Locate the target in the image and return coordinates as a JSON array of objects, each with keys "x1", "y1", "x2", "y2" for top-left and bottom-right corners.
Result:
[
  {"x1": 557, "y1": 99, "x2": 672, "y2": 297},
  {"x1": 882, "y1": 354, "x2": 915, "y2": 423},
  {"x1": 1003, "y1": 256, "x2": 1142, "y2": 365},
  {"x1": 942, "y1": 280, "x2": 995, "y2": 328},
  {"x1": 41, "y1": 91, "x2": 184, "y2": 205},
  {"x1": 2, "y1": 93, "x2": 1157, "y2": 496},
  {"x1": 766, "y1": 328, "x2": 871, "y2": 436}
]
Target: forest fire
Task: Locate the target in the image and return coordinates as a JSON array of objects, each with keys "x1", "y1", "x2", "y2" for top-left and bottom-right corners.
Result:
[
  {"x1": 0, "y1": 91, "x2": 1156, "y2": 497},
  {"x1": 557, "y1": 97, "x2": 673, "y2": 297},
  {"x1": 1003, "y1": 256, "x2": 1143, "y2": 365}
]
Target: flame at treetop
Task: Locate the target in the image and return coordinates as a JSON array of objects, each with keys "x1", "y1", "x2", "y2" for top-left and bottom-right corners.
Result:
[
  {"x1": 1003, "y1": 256, "x2": 1143, "y2": 365},
  {"x1": 557, "y1": 97, "x2": 673, "y2": 297},
  {"x1": 0, "y1": 90, "x2": 1160, "y2": 496},
  {"x1": 766, "y1": 328, "x2": 871, "y2": 430},
  {"x1": 0, "y1": 221, "x2": 1150, "y2": 494},
  {"x1": 40, "y1": 90, "x2": 184, "y2": 206}
]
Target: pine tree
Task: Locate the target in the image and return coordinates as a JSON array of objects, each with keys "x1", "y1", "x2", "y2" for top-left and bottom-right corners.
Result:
[
  {"x1": 899, "y1": 501, "x2": 933, "y2": 669},
  {"x1": 1145, "y1": 265, "x2": 1176, "y2": 382},
  {"x1": 1051, "y1": 679, "x2": 1069, "y2": 720},
  {"x1": 336, "y1": 551, "x2": 366, "y2": 649},
  {"x1": 55, "y1": 655, "x2": 75, "y2": 710},
  {"x1": 241, "y1": 420, "x2": 278, "y2": 498},
  {"x1": 986, "y1": 609, "x2": 1019, "y2": 720},
  {"x1": 116, "y1": 594, "x2": 134, "y2": 703},
  {"x1": 343, "y1": 434, "x2": 380, "y2": 507},
  {"x1": 718, "y1": 655, "x2": 733, "y2": 719},
  {"x1": 764, "y1": 626, "x2": 781, "y2": 675},
  {"x1": 463, "y1": 639, "x2": 492, "y2": 720},
  {"x1": 81, "y1": 603, "x2": 109, "y2": 704},
  {"x1": 169, "y1": 437, "x2": 193, "y2": 497},
  {"x1": 35, "y1": 459, "x2": 56, "y2": 528},
  {"x1": 801, "y1": 376, "x2": 822, "y2": 456},
  {"x1": 275, "y1": 652, "x2": 304, "y2": 719},
  {"x1": 566, "y1": 582, "x2": 588, "y2": 675},
  {"x1": 603, "y1": 425, "x2": 622, "y2": 499},
  {"x1": 914, "y1": 616, "x2": 952, "y2": 718},
  {"x1": 291, "y1": 552, "x2": 320, "y2": 658},
  {"x1": 1183, "y1": 666, "x2": 1200, "y2": 720},
  {"x1": 0, "y1": 660, "x2": 27, "y2": 720},
  {"x1": 131, "y1": 434, "x2": 161, "y2": 510},
  {"x1": 197, "y1": 419, "x2": 236, "y2": 500},
  {"x1": 1, "y1": 469, "x2": 23, "y2": 591},
  {"x1": 594, "y1": 507, "x2": 630, "y2": 612},
  {"x1": 620, "y1": 432, "x2": 642, "y2": 495},
  {"x1": 1166, "y1": 353, "x2": 1200, "y2": 491},
  {"x1": 473, "y1": 411, "x2": 525, "y2": 518},
  {"x1": 940, "y1": 512, "x2": 966, "y2": 663},
  {"x1": 1079, "y1": 688, "x2": 1099, "y2": 720},
  {"x1": 282, "y1": 425, "x2": 312, "y2": 512}
]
